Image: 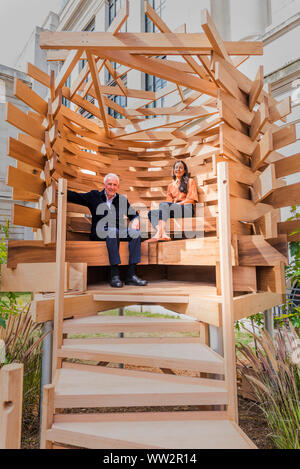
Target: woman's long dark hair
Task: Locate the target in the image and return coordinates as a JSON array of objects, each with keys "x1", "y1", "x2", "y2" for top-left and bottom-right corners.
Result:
[{"x1": 172, "y1": 160, "x2": 190, "y2": 195}]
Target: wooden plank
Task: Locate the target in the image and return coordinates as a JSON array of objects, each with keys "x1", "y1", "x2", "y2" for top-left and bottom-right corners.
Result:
[
  {"x1": 254, "y1": 211, "x2": 279, "y2": 240},
  {"x1": 250, "y1": 96, "x2": 269, "y2": 140},
  {"x1": 201, "y1": 9, "x2": 232, "y2": 63},
  {"x1": 55, "y1": 49, "x2": 83, "y2": 93},
  {"x1": 216, "y1": 264, "x2": 257, "y2": 294},
  {"x1": 218, "y1": 99, "x2": 247, "y2": 134},
  {"x1": 86, "y1": 51, "x2": 109, "y2": 136},
  {"x1": 5, "y1": 102, "x2": 45, "y2": 142},
  {"x1": 218, "y1": 89, "x2": 253, "y2": 125},
  {"x1": 92, "y1": 49, "x2": 218, "y2": 97},
  {"x1": 145, "y1": 2, "x2": 206, "y2": 80},
  {"x1": 238, "y1": 235, "x2": 288, "y2": 266},
  {"x1": 251, "y1": 129, "x2": 273, "y2": 171},
  {"x1": 157, "y1": 238, "x2": 221, "y2": 266},
  {"x1": 14, "y1": 78, "x2": 48, "y2": 116},
  {"x1": 274, "y1": 153, "x2": 300, "y2": 178},
  {"x1": 251, "y1": 164, "x2": 284, "y2": 204},
  {"x1": 269, "y1": 97, "x2": 291, "y2": 123},
  {"x1": 217, "y1": 162, "x2": 238, "y2": 422},
  {"x1": 6, "y1": 166, "x2": 45, "y2": 196},
  {"x1": 0, "y1": 262, "x2": 69, "y2": 292},
  {"x1": 222, "y1": 123, "x2": 256, "y2": 155},
  {"x1": 31, "y1": 298, "x2": 133, "y2": 324},
  {"x1": 263, "y1": 182, "x2": 300, "y2": 208},
  {"x1": 278, "y1": 219, "x2": 300, "y2": 242},
  {"x1": 215, "y1": 61, "x2": 246, "y2": 103},
  {"x1": 63, "y1": 316, "x2": 201, "y2": 335},
  {"x1": 52, "y1": 178, "x2": 67, "y2": 379},
  {"x1": 12, "y1": 204, "x2": 42, "y2": 229},
  {"x1": 0, "y1": 364, "x2": 23, "y2": 449},
  {"x1": 249, "y1": 66, "x2": 264, "y2": 111},
  {"x1": 7, "y1": 137, "x2": 44, "y2": 170},
  {"x1": 6, "y1": 240, "x2": 149, "y2": 268},
  {"x1": 18, "y1": 132, "x2": 44, "y2": 153},
  {"x1": 39, "y1": 31, "x2": 263, "y2": 55},
  {"x1": 46, "y1": 415, "x2": 255, "y2": 449},
  {"x1": 233, "y1": 292, "x2": 284, "y2": 321},
  {"x1": 257, "y1": 262, "x2": 286, "y2": 294},
  {"x1": 70, "y1": 1, "x2": 129, "y2": 98},
  {"x1": 272, "y1": 125, "x2": 296, "y2": 150},
  {"x1": 40, "y1": 385, "x2": 54, "y2": 449}
]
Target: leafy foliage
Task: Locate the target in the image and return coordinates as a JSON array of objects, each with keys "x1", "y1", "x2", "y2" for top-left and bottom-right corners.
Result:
[
  {"x1": 0, "y1": 303, "x2": 48, "y2": 438},
  {"x1": 275, "y1": 206, "x2": 300, "y2": 330},
  {"x1": 237, "y1": 323, "x2": 300, "y2": 449}
]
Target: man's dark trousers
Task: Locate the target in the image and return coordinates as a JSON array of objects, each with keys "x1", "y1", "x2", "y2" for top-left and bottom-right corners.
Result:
[{"x1": 92, "y1": 227, "x2": 141, "y2": 266}]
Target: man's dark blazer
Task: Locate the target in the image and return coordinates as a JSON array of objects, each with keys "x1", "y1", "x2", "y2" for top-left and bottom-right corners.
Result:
[{"x1": 67, "y1": 189, "x2": 139, "y2": 240}]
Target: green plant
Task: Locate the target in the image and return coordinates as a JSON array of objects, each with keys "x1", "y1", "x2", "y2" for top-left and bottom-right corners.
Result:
[
  {"x1": 0, "y1": 219, "x2": 9, "y2": 265},
  {"x1": 276, "y1": 205, "x2": 300, "y2": 330},
  {"x1": 237, "y1": 324, "x2": 300, "y2": 449},
  {"x1": 0, "y1": 303, "x2": 48, "y2": 441},
  {"x1": 0, "y1": 292, "x2": 20, "y2": 329}
]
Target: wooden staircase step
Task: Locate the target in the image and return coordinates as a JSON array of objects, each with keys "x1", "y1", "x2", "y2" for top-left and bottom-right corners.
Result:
[
  {"x1": 58, "y1": 340, "x2": 224, "y2": 374},
  {"x1": 46, "y1": 412, "x2": 256, "y2": 449},
  {"x1": 63, "y1": 315, "x2": 201, "y2": 334},
  {"x1": 54, "y1": 363, "x2": 228, "y2": 408}
]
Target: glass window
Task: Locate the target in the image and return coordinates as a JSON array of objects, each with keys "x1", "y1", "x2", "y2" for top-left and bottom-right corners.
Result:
[
  {"x1": 145, "y1": 1, "x2": 167, "y2": 109},
  {"x1": 107, "y1": 76, "x2": 128, "y2": 119},
  {"x1": 78, "y1": 18, "x2": 96, "y2": 118}
]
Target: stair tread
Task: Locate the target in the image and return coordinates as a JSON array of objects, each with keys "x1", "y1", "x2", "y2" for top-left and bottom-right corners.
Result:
[
  {"x1": 63, "y1": 315, "x2": 200, "y2": 333},
  {"x1": 59, "y1": 341, "x2": 224, "y2": 373},
  {"x1": 64, "y1": 315, "x2": 197, "y2": 326},
  {"x1": 61, "y1": 342, "x2": 222, "y2": 363},
  {"x1": 47, "y1": 414, "x2": 255, "y2": 449},
  {"x1": 56, "y1": 365, "x2": 227, "y2": 396}
]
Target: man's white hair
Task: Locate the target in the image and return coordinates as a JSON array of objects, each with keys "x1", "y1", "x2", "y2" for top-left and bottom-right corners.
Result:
[{"x1": 104, "y1": 173, "x2": 120, "y2": 184}]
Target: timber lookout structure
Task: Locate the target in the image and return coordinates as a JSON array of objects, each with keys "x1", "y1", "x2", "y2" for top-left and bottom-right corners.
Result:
[{"x1": 1, "y1": 2, "x2": 299, "y2": 449}]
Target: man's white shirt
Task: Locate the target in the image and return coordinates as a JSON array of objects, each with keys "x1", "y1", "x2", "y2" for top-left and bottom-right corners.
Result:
[{"x1": 105, "y1": 191, "x2": 116, "y2": 209}]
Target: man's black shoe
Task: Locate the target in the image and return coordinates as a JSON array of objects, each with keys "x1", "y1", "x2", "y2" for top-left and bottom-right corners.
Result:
[
  {"x1": 110, "y1": 275, "x2": 123, "y2": 288},
  {"x1": 125, "y1": 275, "x2": 148, "y2": 286}
]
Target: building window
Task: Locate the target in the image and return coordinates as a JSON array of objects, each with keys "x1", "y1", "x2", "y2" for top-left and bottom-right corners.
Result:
[
  {"x1": 107, "y1": 76, "x2": 128, "y2": 119},
  {"x1": 145, "y1": 0, "x2": 166, "y2": 32},
  {"x1": 145, "y1": 0, "x2": 167, "y2": 108},
  {"x1": 62, "y1": 73, "x2": 71, "y2": 108},
  {"x1": 78, "y1": 18, "x2": 96, "y2": 118},
  {"x1": 108, "y1": 0, "x2": 122, "y2": 25}
]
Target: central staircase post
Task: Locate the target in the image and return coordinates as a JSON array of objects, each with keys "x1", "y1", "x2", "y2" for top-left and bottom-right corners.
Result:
[
  {"x1": 217, "y1": 162, "x2": 238, "y2": 423},
  {"x1": 52, "y1": 178, "x2": 67, "y2": 381}
]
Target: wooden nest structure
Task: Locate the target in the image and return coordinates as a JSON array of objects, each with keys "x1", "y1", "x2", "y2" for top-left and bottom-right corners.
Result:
[{"x1": 1, "y1": 2, "x2": 299, "y2": 449}]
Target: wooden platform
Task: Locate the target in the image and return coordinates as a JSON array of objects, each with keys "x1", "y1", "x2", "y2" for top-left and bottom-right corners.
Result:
[{"x1": 46, "y1": 412, "x2": 256, "y2": 449}]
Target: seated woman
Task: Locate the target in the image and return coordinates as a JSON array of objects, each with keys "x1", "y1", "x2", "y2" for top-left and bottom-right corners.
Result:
[{"x1": 147, "y1": 160, "x2": 198, "y2": 242}]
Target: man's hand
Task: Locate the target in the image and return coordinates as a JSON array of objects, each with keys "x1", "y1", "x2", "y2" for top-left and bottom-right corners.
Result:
[{"x1": 130, "y1": 217, "x2": 140, "y2": 230}]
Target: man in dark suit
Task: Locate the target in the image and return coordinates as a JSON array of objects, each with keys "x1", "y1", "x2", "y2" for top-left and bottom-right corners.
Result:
[{"x1": 67, "y1": 173, "x2": 147, "y2": 288}]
